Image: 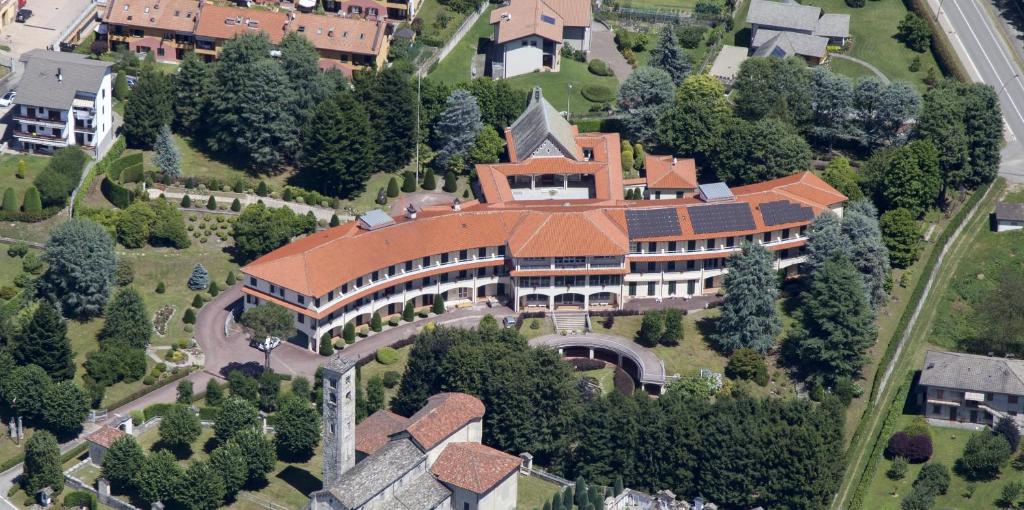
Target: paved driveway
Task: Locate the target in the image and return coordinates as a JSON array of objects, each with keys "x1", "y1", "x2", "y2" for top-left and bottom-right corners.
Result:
[
  {"x1": 1, "y1": 0, "x2": 93, "y2": 56},
  {"x1": 588, "y1": 21, "x2": 633, "y2": 83}
]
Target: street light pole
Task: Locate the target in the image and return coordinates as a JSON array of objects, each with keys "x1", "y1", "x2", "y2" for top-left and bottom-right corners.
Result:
[
  {"x1": 934, "y1": 0, "x2": 948, "y2": 21},
  {"x1": 567, "y1": 83, "x2": 572, "y2": 119},
  {"x1": 999, "y1": 73, "x2": 1022, "y2": 96},
  {"x1": 415, "y1": 73, "x2": 421, "y2": 183}
]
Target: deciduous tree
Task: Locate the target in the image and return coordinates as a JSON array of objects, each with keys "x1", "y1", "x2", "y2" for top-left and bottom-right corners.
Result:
[
  {"x1": 274, "y1": 393, "x2": 320, "y2": 461},
  {"x1": 137, "y1": 450, "x2": 182, "y2": 505},
  {"x1": 159, "y1": 405, "x2": 201, "y2": 449},
  {"x1": 240, "y1": 302, "x2": 294, "y2": 342},
  {"x1": 214, "y1": 396, "x2": 259, "y2": 444},
  {"x1": 24, "y1": 431, "x2": 62, "y2": 494},
  {"x1": 102, "y1": 435, "x2": 145, "y2": 491},
  {"x1": 710, "y1": 118, "x2": 811, "y2": 185},
  {"x1": 41, "y1": 381, "x2": 89, "y2": 436},
  {"x1": 733, "y1": 57, "x2": 812, "y2": 125},
  {"x1": 174, "y1": 460, "x2": 226, "y2": 510},
  {"x1": 657, "y1": 74, "x2": 732, "y2": 164},
  {"x1": 879, "y1": 208, "x2": 922, "y2": 268}
]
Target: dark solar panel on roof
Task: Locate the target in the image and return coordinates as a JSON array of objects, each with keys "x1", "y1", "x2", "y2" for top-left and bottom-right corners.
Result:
[
  {"x1": 687, "y1": 203, "x2": 756, "y2": 234},
  {"x1": 760, "y1": 200, "x2": 814, "y2": 226},
  {"x1": 625, "y1": 208, "x2": 681, "y2": 239}
]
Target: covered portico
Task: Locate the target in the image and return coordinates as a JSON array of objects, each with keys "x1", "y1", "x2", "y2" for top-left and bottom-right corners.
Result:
[{"x1": 508, "y1": 173, "x2": 595, "y2": 200}]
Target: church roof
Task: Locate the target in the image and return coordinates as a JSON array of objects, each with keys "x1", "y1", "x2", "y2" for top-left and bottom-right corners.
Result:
[{"x1": 507, "y1": 87, "x2": 581, "y2": 161}]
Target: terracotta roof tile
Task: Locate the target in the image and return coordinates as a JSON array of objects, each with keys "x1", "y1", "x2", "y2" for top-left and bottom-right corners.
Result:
[
  {"x1": 538, "y1": 0, "x2": 591, "y2": 27},
  {"x1": 507, "y1": 210, "x2": 628, "y2": 257},
  {"x1": 490, "y1": 0, "x2": 564, "y2": 43},
  {"x1": 195, "y1": 5, "x2": 385, "y2": 55},
  {"x1": 645, "y1": 155, "x2": 697, "y2": 190},
  {"x1": 86, "y1": 426, "x2": 126, "y2": 449},
  {"x1": 431, "y1": 442, "x2": 521, "y2": 494},
  {"x1": 401, "y1": 393, "x2": 485, "y2": 451},
  {"x1": 356, "y1": 410, "x2": 409, "y2": 455},
  {"x1": 105, "y1": 0, "x2": 201, "y2": 33},
  {"x1": 194, "y1": 5, "x2": 288, "y2": 43}
]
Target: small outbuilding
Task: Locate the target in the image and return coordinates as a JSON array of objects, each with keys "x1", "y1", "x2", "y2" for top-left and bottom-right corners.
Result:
[
  {"x1": 708, "y1": 45, "x2": 749, "y2": 89},
  {"x1": 995, "y1": 201, "x2": 1024, "y2": 232},
  {"x1": 86, "y1": 425, "x2": 126, "y2": 466}
]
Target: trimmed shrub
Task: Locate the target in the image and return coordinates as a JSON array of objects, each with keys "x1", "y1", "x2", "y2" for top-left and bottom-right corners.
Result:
[
  {"x1": 101, "y1": 177, "x2": 137, "y2": 209},
  {"x1": 725, "y1": 348, "x2": 769, "y2": 386},
  {"x1": 443, "y1": 171, "x2": 457, "y2": 193},
  {"x1": 231, "y1": 198, "x2": 241, "y2": 212},
  {"x1": 22, "y1": 187, "x2": 42, "y2": 213},
  {"x1": 401, "y1": 171, "x2": 416, "y2": 193},
  {"x1": 581, "y1": 85, "x2": 616, "y2": 103},
  {"x1": 958, "y1": 433, "x2": 1012, "y2": 480},
  {"x1": 422, "y1": 169, "x2": 436, "y2": 190},
  {"x1": 343, "y1": 322, "x2": 355, "y2": 344},
  {"x1": 181, "y1": 194, "x2": 192, "y2": 208},
  {"x1": 2, "y1": 187, "x2": 17, "y2": 212},
  {"x1": 319, "y1": 333, "x2": 334, "y2": 356},
  {"x1": 387, "y1": 177, "x2": 400, "y2": 197},
  {"x1": 402, "y1": 301, "x2": 415, "y2": 322},
  {"x1": 256, "y1": 181, "x2": 269, "y2": 196},
  {"x1": 588, "y1": 59, "x2": 613, "y2": 76},
  {"x1": 431, "y1": 294, "x2": 445, "y2": 315},
  {"x1": 888, "y1": 456, "x2": 908, "y2": 480},
  {"x1": 119, "y1": 163, "x2": 144, "y2": 183},
  {"x1": 156, "y1": 281, "x2": 165, "y2": 294},
  {"x1": 376, "y1": 347, "x2": 399, "y2": 365},
  {"x1": 206, "y1": 196, "x2": 217, "y2": 210},
  {"x1": 63, "y1": 490, "x2": 97, "y2": 510},
  {"x1": 183, "y1": 308, "x2": 196, "y2": 324},
  {"x1": 382, "y1": 371, "x2": 401, "y2": 388},
  {"x1": 370, "y1": 312, "x2": 382, "y2": 332}
]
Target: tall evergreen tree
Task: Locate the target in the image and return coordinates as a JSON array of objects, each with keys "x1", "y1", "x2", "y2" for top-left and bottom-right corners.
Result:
[
  {"x1": 298, "y1": 91, "x2": 374, "y2": 198},
  {"x1": 617, "y1": 67, "x2": 676, "y2": 144},
  {"x1": 231, "y1": 59, "x2": 298, "y2": 170},
  {"x1": 649, "y1": 25, "x2": 691, "y2": 84},
  {"x1": 123, "y1": 71, "x2": 174, "y2": 149},
  {"x1": 38, "y1": 218, "x2": 117, "y2": 319},
  {"x1": 841, "y1": 200, "x2": 891, "y2": 310},
  {"x1": 153, "y1": 124, "x2": 182, "y2": 180},
  {"x1": 792, "y1": 256, "x2": 877, "y2": 382},
  {"x1": 15, "y1": 300, "x2": 74, "y2": 381},
  {"x1": 172, "y1": 51, "x2": 211, "y2": 134},
  {"x1": 808, "y1": 66, "x2": 855, "y2": 146},
  {"x1": 96, "y1": 284, "x2": 152, "y2": 348},
  {"x1": 879, "y1": 208, "x2": 922, "y2": 269},
  {"x1": 853, "y1": 79, "x2": 921, "y2": 148},
  {"x1": 714, "y1": 243, "x2": 781, "y2": 353},
  {"x1": 804, "y1": 211, "x2": 851, "y2": 274},
  {"x1": 358, "y1": 67, "x2": 417, "y2": 171},
  {"x1": 279, "y1": 32, "x2": 343, "y2": 129},
  {"x1": 432, "y1": 89, "x2": 482, "y2": 171}
]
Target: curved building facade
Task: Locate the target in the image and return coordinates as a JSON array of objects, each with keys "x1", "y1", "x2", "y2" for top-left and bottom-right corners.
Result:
[{"x1": 241, "y1": 88, "x2": 847, "y2": 351}]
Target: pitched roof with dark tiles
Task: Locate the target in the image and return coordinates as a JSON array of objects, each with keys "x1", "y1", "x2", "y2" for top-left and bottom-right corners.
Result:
[
  {"x1": 15, "y1": 50, "x2": 112, "y2": 110},
  {"x1": 921, "y1": 350, "x2": 1024, "y2": 396}
]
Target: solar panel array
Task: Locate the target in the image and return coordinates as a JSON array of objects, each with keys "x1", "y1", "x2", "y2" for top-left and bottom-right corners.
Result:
[
  {"x1": 687, "y1": 203, "x2": 756, "y2": 234},
  {"x1": 625, "y1": 208, "x2": 682, "y2": 239},
  {"x1": 760, "y1": 200, "x2": 813, "y2": 226}
]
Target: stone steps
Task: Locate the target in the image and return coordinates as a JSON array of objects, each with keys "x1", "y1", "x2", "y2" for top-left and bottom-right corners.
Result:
[{"x1": 552, "y1": 311, "x2": 588, "y2": 333}]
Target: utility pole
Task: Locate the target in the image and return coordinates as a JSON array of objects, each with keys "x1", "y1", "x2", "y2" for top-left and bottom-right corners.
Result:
[
  {"x1": 567, "y1": 83, "x2": 572, "y2": 120},
  {"x1": 415, "y1": 73, "x2": 421, "y2": 183}
]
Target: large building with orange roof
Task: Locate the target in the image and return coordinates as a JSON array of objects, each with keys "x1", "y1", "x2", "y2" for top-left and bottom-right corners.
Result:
[
  {"x1": 103, "y1": 0, "x2": 389, "y2": 70},
  {"x1": 240, "y1": 88, "x2": 847, "y2": 351}
]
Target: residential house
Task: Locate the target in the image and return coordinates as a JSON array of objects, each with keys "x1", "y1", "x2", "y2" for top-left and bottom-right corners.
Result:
[
  {"x1": 919, "y1": 350, "x2": 1024, "y2": 428},
  {"x1": 488, "y1": 0, "x2": 591, "y2": 79},
  {"x1": 994, "y1": 201, "x2": 1024, "y2": 232},
  {"x1": 308, "y1": 355, "x2": 520, "y2": 510},
  {"x1": 708, "y1": 44, "x2": 749, "y2": 89},
  {"x1": 193, "y1": 4, "x2": 389, "y2": 73},
  {"x1": 104, "y1": 0, "x2": 202, "y2": 63},
  {"x1": 746, "y1": 0, "x2": 849, "y2": 64},
  {"x1": 13, "y1": 50, "x2": 114, "y2": 155},
  {"x1": 240, "y1": 87, "x2": 848, "y2": 351}
]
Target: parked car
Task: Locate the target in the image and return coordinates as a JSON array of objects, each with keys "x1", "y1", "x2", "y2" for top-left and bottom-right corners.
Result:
[
  {"x1": 126, "y1": 75, "x2": 139, "y2": 89},
  {"x1": 0, "y1": 91, "x2": 15, "y2": 107},
  {"x1": 15, "y1": 9, "x2": 31, "y2": 22},
  {"x1": 502, "y1": 316, "x2": 517, "y2": 329}
]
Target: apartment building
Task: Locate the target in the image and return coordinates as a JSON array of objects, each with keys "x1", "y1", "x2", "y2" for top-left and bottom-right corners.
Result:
[
  {"x1": 13, "y1": 50, "x2": 113, "y2": 154},
  {"x1": 241, "y1": 88, "x2": 847, "y2": 351},
  {"x1": 103, "y1": 0, "x2": 389, "y2": 72},
  {"x1": 920, "y1": 350, "x2": 1024, "y2": 428},
  {"x1": 104, "y1": 0, "x2": 202, "y2": 63}
]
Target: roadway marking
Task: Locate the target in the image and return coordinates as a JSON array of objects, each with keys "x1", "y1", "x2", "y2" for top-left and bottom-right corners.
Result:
[{"x1": 950, "y1": 0, "x2": 1024, "y2": 135}]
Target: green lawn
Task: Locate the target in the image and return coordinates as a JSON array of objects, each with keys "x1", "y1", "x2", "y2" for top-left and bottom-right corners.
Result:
[
  {"x1": 426, "y1": 5, "x2": 495, "y2": 85},
  {"x1": 929, "y1": 186, "x2": 1024, "y2": 351},
  {"x1": 0, "y1": 155, "x2": 49, "y2": 198},
  {"x1": 0, "y1": 247, "x2": 39, "y2": 288},
  {"x1": 138, "y1": 135, "x2": 293, "y2": 190},
  {"x1": 504, "y1": 59, "x2": 620, "y2": 116},
  {"x1": 800, "y1": 0, "x2": 941, "y2": 88},
  {"x1": 829, "y1": 57, "x2": 879, "y2": 80},
  {"x1": 517, "y1": 475, "x2": 561, "y2": 509},
  {"x1": 574, "y1": 366, "x2": 616, "y2": 395},
  {"x1": 417, "y1": 0, "x2": 473, "y2": 47},
  {"x1": 359, "y1": 345, "x2": 411, "y2": 407},
  {"x1": 519, "y1": 317, "x2": 555, "y2": 339},
  {"x1": 613, "y1": 0, "x2": 704, "y2": 11},
  {"x1": 861, "y1": 419, "x2": 1024, "y2": 509}
]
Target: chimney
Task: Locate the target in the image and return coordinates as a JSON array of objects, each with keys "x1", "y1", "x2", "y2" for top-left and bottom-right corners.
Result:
[
  {"x1": 406, "y1": 204, "x2": 417, "y2": 219},
  {"x1": 672, "y1": 156, "x2": 677, "y2": 165},
  {"x1": 452, "y1": 198, "x2": 461, "y2": 211},
  {"x1": 57, "y1": 68, "x2": 63, "y2": 82}
]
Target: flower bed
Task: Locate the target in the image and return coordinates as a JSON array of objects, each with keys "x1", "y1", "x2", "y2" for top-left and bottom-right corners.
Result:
[{"x1": 153, "y1": 304, "x2": 176, "y2": 336}]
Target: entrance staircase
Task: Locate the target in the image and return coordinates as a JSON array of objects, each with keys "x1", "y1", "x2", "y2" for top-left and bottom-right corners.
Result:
[{"x1": 551, "y1": 311, "x2": 589, "y2": 333}]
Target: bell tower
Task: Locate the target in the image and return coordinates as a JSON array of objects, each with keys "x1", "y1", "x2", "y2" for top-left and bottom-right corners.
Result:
[{"x1": 321, "y1": 354, "x2": 357, "y2": 487}]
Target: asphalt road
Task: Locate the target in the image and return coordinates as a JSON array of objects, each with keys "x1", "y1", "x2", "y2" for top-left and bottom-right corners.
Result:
[{"x1": 937, "y1": 0, "x2": 1024, "y2": 182}]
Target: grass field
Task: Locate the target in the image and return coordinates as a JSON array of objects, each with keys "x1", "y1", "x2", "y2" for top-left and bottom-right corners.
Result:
[
  {"x1": 0, "y1": 155, "x2": 49, "y2": 199},
  {"x1": 612, "y1": 0, "x2": 704, "y2": 11},
  {"x1": 138, "y1": 135, "x2": 293, "y2": 190},
  {"x1": 0, "y1": 247, "x2": 38, "y2": 288},
  {"x1": 504, "y1": 60, "x2": 620, "y2": 116},
  {"x1": 801, "y1": 0, "x2": 941, "y2": 87},
  {"x1": 517, "y1": 475, "x2": 562, "y2": 509},
  {"x1": 930, "y1": 186, "x2": 1024, "y2": 351},
  {"x1": 359, "y1": 345, "x2": 411, "y2": 408},
  {"x1": 575, "y1": 366, "x2": 616, "y2": 395},
  {"x1": 425, "y1": 5, "x2": 495, "y2": 85},
  {"x1": 417, "y1": 0, "x2": 473, "y2": 47},
  {"x1": 861, "y1": 419, "x2": 1024, "y2": 509},
  {"x1": 829, "y1": 57, "x2": 879, "y2": 80}
]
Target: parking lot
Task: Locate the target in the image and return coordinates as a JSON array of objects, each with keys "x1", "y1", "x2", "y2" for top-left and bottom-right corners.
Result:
[{"x1": 1, "y1": 0, "x2": 94, "y2": 56}]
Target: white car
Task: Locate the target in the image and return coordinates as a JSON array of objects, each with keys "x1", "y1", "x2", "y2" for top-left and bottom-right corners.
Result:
[{"x1": 0, "y1": 91, "x2": 15, "y2": 107}]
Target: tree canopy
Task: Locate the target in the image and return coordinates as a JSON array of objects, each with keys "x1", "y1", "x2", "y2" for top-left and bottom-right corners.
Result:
[
  {"x1": 714, "y1": 243, "x2": 781, "y2": 353},
  {"x1": 38, "y1": 218, "x2": 117, "y2": 319}
]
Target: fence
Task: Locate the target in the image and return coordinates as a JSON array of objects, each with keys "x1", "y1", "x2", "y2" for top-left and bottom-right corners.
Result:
[
  {"x1": 55, "y1": 0, "x2": 102, "y2": 50},
  {"x1": 415, "y1": 0, "x2": 489, "y2": 77},
  {"x1": 530, "y1": 466, "x2": 575, "y2": 488}
]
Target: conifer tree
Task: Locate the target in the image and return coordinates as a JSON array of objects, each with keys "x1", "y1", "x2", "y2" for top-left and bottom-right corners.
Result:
[
  {"x1": 805, "y1": 211, "x2": 851, "y2": 275},
  {"x1": 792, "y1": 256, "x2": 877, "y2": 382},
  {"x1": 432, "y1": 294, "x2": 445, "y2": 315},
  {"x1": 371, "y1": 312, "x2": 383, "y2": 332},
  {"x1": 38, "y1": 219, "x2": 116, "y2": 319},
  {"x1": 842, "y1": 200, "x2": 890, "y2": 310},
  {"x1": 15, "y1": 300, "x2": 75, "y2": 381},
  {"x1": 172, "y1": 52, "x2": 210, "y2": 134},
  {"x1": 22, "y1": 186, "x2": 42, "y2": 213},
  {"x1": 330, "y1": 214, "x2": 340, "y2": 227},
  {"x1": 660, "y1": 309, "x2": 683, "y2": 346},
  {"x1": 256, "y1": 181, "x2": 269, "y2": 197},
  {"x1": 24, "y1": 431, "x2": 62, "y2": 494},
  {"x1": 124, "y1": 71, "x2": 173, "y2": 149},
  {"x1": 299, "y1": 91, "x2": 374, "y2": 198},
  {"x1": 432, "y1": 90, "x2": 482, "y2": 171},
  {"x1": 231, "y1": 198, "x2": 241, "y2": 212},
  {"x1": 226, "y1": 272, "x2": 236, "y2": 286},
  {"x1": 649, "y1": 25, "x2": 691, "y2": 84},
  {"x1": 113, "y1": 71, "x2": 130, "y2": 101},
  {"x1": 422, "y1": 168, "x2": 437, "y2": 190},
  {"x1": 181, "y1": 194, "x2": 191, "y2": 208},
  {"x1": 99, "y1": 286, "x2": 152, "y2": 349},
  {"x1": 403, "y1": 301, "x2": 415, "y2": 322},
  {"x1": 206, "y1": 195, "x2": 217, "y2": 210},
  {"x1": 443, "y1": 171, "x2": 458, "y2": 192},
  {"x1": 714, "y1": 243, "x2": 780, "y2": 353},
  {"x1": 1, "y1": 187, "x2": 16, "y2": 212},
  {"x1": 188, "y1": 263, "x2": 210, "y2": 290},
  {"x1": 386, "y1": 177, "x2": 400, "y2": 198},
  {"x1": 153, "y1": 124, "x2": 181, "y2": 180},
  {"x1": 357, "y1": 67, "x2": 417, "y2": 171},
  {"x1": 402, "y1": 171, "x2": 417, "y2": 193},
  {"x1": 343, "y1": 322, "x2": 356, "y2": 344}
]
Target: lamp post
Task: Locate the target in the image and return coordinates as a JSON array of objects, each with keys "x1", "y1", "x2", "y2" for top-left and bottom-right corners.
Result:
[
  {"x1": 999, "y1": 74, "x2": 1022, "y2": 96},
  {"x1": 934, "y1": 0, "x2": 947, "y2": 21},
  {"x1": 567, "y1": 83, "x2": 572, "y2": 120}
]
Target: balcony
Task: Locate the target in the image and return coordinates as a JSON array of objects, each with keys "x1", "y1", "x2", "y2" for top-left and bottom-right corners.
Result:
[
  {"x1": 15, "y1": 115, "x2": 66, "y2": 128},
  {"x1": 15, "y1": 131, "x2": 69, "y2": 146},
  {"x1": 628, "y1": 235, "x2": 808, "y2": 257}
]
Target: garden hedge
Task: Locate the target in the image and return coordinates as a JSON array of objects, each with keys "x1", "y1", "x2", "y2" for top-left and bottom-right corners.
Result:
[
  {"x1": 376, "y1": 347, "x2": 399, "y2": 365},
  {"x1": 100, "y1": 175, "x2": 137, "y2": 209},
  {"x1": 581, "y1": 85, "x2": 616, "y2": 103},
  {"x1": 62, "y1": 491, "x2": 97, "y2": 510},
  {"x1": 119, "y1": 163, "x2": 145, "y2": 184}
]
